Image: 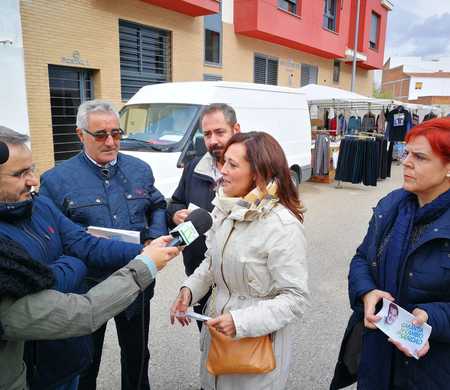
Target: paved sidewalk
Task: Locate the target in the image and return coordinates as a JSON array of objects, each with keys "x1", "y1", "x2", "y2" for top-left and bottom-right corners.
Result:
[{"x1": 97, "y1": 165, "x2": 404, "y2": 390}]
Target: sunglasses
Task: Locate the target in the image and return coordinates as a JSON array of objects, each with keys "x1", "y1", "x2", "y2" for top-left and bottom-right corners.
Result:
[{"x1": 82, "y1": 128, "x2": 124, "y2": 142}]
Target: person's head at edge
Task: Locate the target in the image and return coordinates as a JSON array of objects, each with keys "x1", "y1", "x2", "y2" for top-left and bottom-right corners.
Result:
[
  {"x1": 385, "y1": 302, "x2": 399, "y2": 325},
  {"x1": 402, "y1": 118, "x2": 450, "y2": 207},
  {"x1": 76, "y1": 100, "x2": 122, "y2": 166},
  {"x1": 220, "y1": 131, "x2": 304, "y2": 222},
  {"x1": 0, "y1": 126, "x2": 37, "y2": 203},
  {"x1": 200, "y1": 103, "x2": 240, "y2": 163}
]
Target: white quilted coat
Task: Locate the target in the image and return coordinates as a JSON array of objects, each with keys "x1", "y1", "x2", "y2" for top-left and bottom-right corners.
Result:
[{"x1": 183, "y1": 197, "x2": 309, "y2": 390}]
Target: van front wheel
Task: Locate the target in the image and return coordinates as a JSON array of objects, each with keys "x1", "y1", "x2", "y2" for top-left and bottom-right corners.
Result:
[{"x1": 290, "y1": 169, "x2": 300, "y2": 188}]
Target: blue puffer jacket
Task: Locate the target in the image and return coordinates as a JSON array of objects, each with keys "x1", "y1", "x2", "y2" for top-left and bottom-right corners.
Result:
[
  {"x1": 0, "y1": 195, "x2": 142, "y2": 389},
  {"x1": 40, "y1": 152, "x2": 167, "y2": 296},
  {"x1": 40, "y1": 152, "x2": 167, "y2": 247},
  {"x1": 349, "y1": 189, "x2": 450, "y2": 390}
]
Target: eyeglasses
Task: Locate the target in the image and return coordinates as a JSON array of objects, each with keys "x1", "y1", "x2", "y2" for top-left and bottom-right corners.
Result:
[
  {"x1": 82, "y1": 128, "x2": 124, "y2": 142},
  {"x1": 0, "y1": 164, "x2": 37, "y2": 180}
]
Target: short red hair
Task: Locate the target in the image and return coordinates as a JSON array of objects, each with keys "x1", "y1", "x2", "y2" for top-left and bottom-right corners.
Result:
[{"x1": 405, "y1": 118, "x2": 450, "y2": 164}]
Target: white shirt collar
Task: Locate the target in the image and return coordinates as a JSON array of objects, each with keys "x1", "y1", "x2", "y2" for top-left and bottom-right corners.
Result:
[{"x1": 84, "y1": 151, "x2": 117, "y2": 168}]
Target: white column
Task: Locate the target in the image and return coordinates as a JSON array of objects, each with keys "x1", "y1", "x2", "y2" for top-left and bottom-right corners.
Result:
[{"x1": 0, "y1": 0, "x2": 30, "y2": 136}]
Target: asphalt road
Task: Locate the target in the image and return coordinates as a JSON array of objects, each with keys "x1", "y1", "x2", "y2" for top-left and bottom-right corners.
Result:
[{"x1": 97, "y1": 165, "x2": 404, "y2": 390}]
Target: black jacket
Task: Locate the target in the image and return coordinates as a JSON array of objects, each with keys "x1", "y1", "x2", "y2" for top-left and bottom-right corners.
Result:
[{"x1": 167, "y1": 155, "x2": 216, "y2": 276}]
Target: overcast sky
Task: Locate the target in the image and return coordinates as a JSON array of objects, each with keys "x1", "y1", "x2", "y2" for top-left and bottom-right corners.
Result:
[{"x1": 385, "y1": 0, "x2": 450, "y2": 60}]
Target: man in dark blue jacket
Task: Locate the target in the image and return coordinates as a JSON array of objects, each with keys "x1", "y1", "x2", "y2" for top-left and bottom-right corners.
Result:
[
  {"x1": 0, "y1": 126, "x2": 144, "y2": 390},
  {"x1": 167, "y1": 103, "x2": 239, "y2": 329},
  {"x1": 40, "y1": 100, "x2": 167, "y2": 390}
]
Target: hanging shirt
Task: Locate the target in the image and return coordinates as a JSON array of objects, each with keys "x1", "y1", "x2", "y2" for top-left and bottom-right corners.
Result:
[
  {"x1": 348, "y1": 116, "x2": 362, "y2": 134},
  {"x1": 386, "y1": 106, "x2": 412, "y2": 142},
  {"x1": 362, "y1": 112, "x2": 376, "y2": 132},
  {"x1": 309, "y1": 104, "x2": 319, "y2": 120},
  {"x1": 337, "y1": 114, "x2": 347, "y2": 135},
  {"x1": 376, "y1": 109, "x2": 386, "y2": 133},
  {"x1": 329, "y1": 117, "x2": 337, "y2": 131}
]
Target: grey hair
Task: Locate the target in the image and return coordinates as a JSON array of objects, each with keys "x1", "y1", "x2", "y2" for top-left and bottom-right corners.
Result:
[
  {"x1": 200, "y1": 103, "x2": 237, "y2": 128},
  {"x1": 0, "y1": 126, "x2": 29, "y2": 145},
  {"x1": 76, "y1": 100, "x2": 119, "y2": 129}
]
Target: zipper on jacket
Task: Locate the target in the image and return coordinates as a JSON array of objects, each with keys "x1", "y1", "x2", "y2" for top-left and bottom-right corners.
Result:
[
  {"x1": 219, "y1": 224, "x2": 235, "y2": 315},
  {"x1": 21, "y1": 221, "x2": 49, "y2": 260}
]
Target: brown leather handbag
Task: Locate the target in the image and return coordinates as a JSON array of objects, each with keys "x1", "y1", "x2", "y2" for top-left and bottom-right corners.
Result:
[{"x1": 206, "y1": 326, "x2": 276, "y2": 375}]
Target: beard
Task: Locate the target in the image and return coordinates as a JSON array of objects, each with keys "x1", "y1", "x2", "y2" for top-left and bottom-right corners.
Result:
[
  {"x1": 208, "y1": 146, "x2": 223, "y2": 161},
  {"x1": 0, "y1": 187, "x2": 32, "y2": 203}
]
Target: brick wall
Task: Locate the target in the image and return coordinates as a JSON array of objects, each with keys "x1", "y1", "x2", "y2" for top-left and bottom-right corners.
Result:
[
  {"x1": 381, "y1": 65, "x2": 411, "y2": 99},
  {"x1": 21, "y1": 0, "x2": 374, "y2": 173},
  {"x1": 21, "y1": 0, "x2": 204, "y2": 172}
]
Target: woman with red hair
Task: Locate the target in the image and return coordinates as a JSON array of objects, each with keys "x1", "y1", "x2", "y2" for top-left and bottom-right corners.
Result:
[
  {"x1": 334, "y1": 118, "x2": 450, "y2": 389},
  {"x1": 170, "y1": 131, "x2": 309, "y2": 390}
]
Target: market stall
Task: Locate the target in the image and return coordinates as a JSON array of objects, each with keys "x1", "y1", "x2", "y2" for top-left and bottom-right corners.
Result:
[{"x1": 299, "y1": 84, "x2": 439, "y2": 187}]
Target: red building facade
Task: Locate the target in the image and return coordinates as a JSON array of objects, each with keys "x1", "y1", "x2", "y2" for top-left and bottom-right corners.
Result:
[{"x1": 234, "y1": 0, "x2": 391, "y2": 70}]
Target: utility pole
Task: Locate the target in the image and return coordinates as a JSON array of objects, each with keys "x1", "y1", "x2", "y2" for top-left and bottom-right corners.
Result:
[{"x1": 351, "y1": 0, "x2": 361, "y2": 92}]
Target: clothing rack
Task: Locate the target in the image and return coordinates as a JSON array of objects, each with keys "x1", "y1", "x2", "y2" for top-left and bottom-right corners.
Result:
[
  {"x1": 344, "y1": 134, "x2": 376, "y2": 140},
  {"x1": 358, "y1": 131, "x2": 385, "y2": 138}
]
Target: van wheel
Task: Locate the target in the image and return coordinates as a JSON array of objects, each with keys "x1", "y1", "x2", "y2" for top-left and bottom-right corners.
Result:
[{"x1": 290, "y1": 169, "x2": 300, "y2": 188}]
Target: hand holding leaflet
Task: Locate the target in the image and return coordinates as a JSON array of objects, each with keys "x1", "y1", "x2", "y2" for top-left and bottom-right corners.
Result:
[
  {"x1": 177, "y1": 311, "x2": 212, "y2": 322},
  {"x1": 375, "y1": 298, "x2": 432, "y2": 359}
]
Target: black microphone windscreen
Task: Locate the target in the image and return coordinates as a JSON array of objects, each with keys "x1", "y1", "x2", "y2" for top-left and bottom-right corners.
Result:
[
  {"x1": 0, "y1": 142, "x2": 9, "y2": 165},
  {"x1": 185, "y1": 208, "x2": 213, "y2": 235}
]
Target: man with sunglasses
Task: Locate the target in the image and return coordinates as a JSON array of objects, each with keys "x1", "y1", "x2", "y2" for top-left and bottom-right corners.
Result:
[{"x1": 40, "y1": 100, "x2": 167, "y2": 390}]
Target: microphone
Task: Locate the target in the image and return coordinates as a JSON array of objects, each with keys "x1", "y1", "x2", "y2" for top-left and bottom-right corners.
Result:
[
  {"x1": 0, "y1": 142, "x2": 9, "y2": 164},
  {"x1": 167, "y1": 208, "x2": 213, "y2": 247}
]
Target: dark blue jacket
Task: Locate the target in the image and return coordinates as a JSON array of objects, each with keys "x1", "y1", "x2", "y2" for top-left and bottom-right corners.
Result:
[
  {"x1": 40, "y1": 152, "x2": 167, "y2": 247},
  {"x1": 348, "y1": 189, "x2": 450, "y2": 390},
  {"x1": 0, "y1": 195, "x2": 142, "y2": 388},
  {"x1": 40, "y1": 152, "x2": 167, "y2": 310},
  {"x1": 167, "y1": 155, "x2": 216, "y2": 276}
]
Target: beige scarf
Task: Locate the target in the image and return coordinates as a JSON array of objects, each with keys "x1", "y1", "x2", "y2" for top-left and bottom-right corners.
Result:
[{"x1": 215, "y1": 181, "x2": 279, "y2": 221}]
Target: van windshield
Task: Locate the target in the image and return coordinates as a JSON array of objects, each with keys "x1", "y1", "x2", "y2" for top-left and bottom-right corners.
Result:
[{"x1": 120, "y1": 104, "x2": 200, "y2": 148}]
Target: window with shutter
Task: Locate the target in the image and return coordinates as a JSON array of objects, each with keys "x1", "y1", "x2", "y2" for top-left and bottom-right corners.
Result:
[
  {"x1": 323, "y1": 0, "x2": 337, "y2": 32},
  {"x1": 278, "y1": 0, "x2": 297, "y2": 14},
  {"x1": 333, "y1": 60, "x2": 340, "y2": 83},
  {"x1": 254, "y1": 54, "x2": 278, "y2": 85},
  {"x1": 119, "y1": 20, "x2": 171, "y2": 101},
  {"x1": 370, "y1": 12, "x2": 380, "y2": 49},
  {"x1": 203, "y1": 74, "x2": 223, "y2": 81},
  {"x1": 301, "y1": 64, "x2": 318, "y2": 87},
  {"x1": 204, "y1": 5, "x2": 222, "y2": 64},
  {"x1": 48, "y1": 65, "x2": 93, "y2": 163}
]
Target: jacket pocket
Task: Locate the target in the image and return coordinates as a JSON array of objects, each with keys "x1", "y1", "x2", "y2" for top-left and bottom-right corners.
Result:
[
  {"x1": 65, "y1": 195, "x2": 108, "y2": 226},
  {"x1": 243, "y1": 259, "x2": 271, "y2": 297},
  {"x1": 125, "y1": 192, "x2": 149, "y2": 224}
]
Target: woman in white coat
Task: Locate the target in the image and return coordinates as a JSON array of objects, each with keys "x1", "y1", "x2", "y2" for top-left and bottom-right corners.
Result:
[{"x1": 170, "y1": 131, "x2": 309, "y2": 390}]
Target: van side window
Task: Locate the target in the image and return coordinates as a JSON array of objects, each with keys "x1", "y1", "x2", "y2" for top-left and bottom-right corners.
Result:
[{"x1": 123, "y1": 107, "x2": 148, "y2": 136}]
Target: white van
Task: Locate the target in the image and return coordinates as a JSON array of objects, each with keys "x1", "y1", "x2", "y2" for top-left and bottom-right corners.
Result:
[{"x1": 119, "y1": 81, "x2": 311, "y2": 197}]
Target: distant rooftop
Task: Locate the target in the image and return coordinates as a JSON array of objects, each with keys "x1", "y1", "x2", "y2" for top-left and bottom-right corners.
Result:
[{"x1": 385, "y1": 56, "x2": 450, "y2": 73}]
